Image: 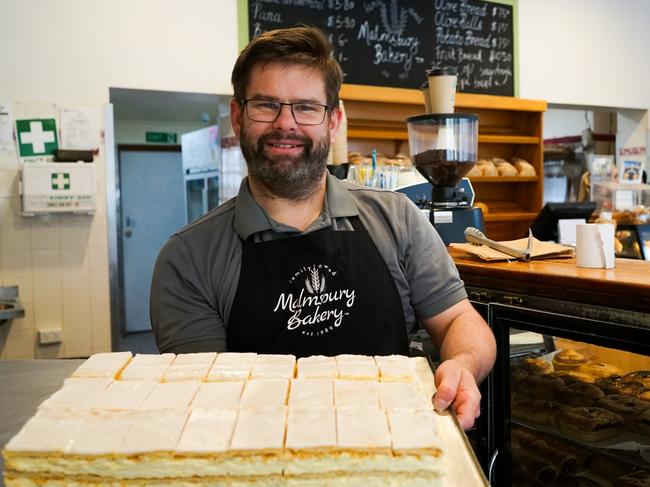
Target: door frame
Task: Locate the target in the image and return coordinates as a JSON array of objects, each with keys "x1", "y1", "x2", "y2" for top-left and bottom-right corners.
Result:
[{"x1": 112, "y1": 144, "x2": 181, "y2": 340}]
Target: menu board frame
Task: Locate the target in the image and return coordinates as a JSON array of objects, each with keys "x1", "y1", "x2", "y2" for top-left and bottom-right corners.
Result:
[{"x1": 237, "y1": 0, "x2": 519, "y2": 97}]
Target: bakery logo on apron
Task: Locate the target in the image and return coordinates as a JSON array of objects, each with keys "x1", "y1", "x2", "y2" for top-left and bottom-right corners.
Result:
[{"x1": 273, "y1": 264, "x2": 356, "y2": 336}]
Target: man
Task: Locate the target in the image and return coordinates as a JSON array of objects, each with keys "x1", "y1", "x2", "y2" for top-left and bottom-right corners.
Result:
[{"x1": 150, "y1": 27, "x2": 495, "y2": 429}]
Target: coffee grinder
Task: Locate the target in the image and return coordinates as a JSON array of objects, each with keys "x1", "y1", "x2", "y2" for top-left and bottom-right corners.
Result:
[{"x1": 404, "y1": 113, "x2": 485, "y2": 245}]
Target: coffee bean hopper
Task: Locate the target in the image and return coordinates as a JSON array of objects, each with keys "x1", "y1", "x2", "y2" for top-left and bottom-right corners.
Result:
[{"x1": 399, "y1": 113, "x2": 485, "y2": 245}]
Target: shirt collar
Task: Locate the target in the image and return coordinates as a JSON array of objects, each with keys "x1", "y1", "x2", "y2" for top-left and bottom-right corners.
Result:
[{"x1": 233, "y1": 173, "x2": 359, "y2": 240}]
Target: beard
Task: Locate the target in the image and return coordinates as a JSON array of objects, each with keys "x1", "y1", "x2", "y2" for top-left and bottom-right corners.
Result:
[{"x1": 240, "y1": 127, "x2": 330, "y2": 201}]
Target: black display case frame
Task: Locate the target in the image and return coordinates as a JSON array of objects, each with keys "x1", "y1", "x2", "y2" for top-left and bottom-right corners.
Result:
[{"x1": 489, "y1": 303, "x2": 650, "y2": 486}]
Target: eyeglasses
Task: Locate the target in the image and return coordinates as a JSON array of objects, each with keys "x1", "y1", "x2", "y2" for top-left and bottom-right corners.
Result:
[{"x1": 242, "y1": 99, "x2": 330, "y2": 126}]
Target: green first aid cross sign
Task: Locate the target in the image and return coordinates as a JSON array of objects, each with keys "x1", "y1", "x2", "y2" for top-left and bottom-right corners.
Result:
[
  {"x1": 16, "y1": 119, "x2": 59, "y2": 157},
  {"x1": 51, "y1": 172, "x2": 70, "y2": 190}
]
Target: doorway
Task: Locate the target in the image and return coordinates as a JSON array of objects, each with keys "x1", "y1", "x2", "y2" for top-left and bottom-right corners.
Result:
[
  {"x1": 108, "y1": 88, "x2": 232, "y2": 353},
  {"x1": 117, "y1": 145, "x2": 186, "y2": 334}
]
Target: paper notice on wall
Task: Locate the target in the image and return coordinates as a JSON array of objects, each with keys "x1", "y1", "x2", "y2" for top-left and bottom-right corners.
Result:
[
  {"x1": 0, "y1": 101, "x2": 14, "y2": 152},
  {"x1": 59, "y1": 105, "x2": 102, "y2": 151}
]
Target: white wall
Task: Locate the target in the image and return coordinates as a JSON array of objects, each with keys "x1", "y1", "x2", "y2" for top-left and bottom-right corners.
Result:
[
  {"x1": 0, "y1": 0, "x2": 239, "y2": 101},
  {"x1": 0, "y1": 0, "x2": 238, "y2": 359},
  {"x1": 2, "y1": 0, "x2": 650, "y2": 358},
  {"x1": 519, "y1": 0, "x2": 650, "y2": 110}
]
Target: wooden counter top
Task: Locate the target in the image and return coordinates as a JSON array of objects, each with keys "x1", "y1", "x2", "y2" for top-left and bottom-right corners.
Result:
[{"x1": 449, "y1": 248, "x2": 650, "y2": 313}]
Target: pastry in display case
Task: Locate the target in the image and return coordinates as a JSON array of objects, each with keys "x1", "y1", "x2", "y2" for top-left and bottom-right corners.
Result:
[{"x1": 490, "y1": 304, "x2": 650, "y2": 486}]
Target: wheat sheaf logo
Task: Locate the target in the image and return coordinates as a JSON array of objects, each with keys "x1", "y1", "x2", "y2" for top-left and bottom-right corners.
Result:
[
  {"x1": 274, "y1": 264, "x2": 356, "y2": 336},
  {"x1": 305, "y1": 268, "x2": 326, "y2": 295}
]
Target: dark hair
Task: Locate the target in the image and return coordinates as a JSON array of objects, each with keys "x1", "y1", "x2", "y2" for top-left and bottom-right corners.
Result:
[{"x1": 231, "y1": 26, "x2": 343, "y2": 108}]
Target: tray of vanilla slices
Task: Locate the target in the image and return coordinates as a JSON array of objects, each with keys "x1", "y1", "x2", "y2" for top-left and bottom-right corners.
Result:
[
  {"x1": 3, "y1": 352, "x2": 488, "y2": 486},
  {"x1": 510, "y1": 343, "x2": 650, "y2": 485}
]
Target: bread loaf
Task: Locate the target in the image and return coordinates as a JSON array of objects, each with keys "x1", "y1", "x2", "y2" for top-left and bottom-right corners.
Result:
[
  {"x1": 497, "y1": 163, "x2": 517, "y2": 177},
  {"x1": 512, "y1": 157, "x2": 536, "y2": 176}
]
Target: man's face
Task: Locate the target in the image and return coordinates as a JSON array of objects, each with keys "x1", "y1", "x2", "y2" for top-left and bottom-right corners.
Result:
[{"x1": 231, "y1": 63, "x2": 341, "y2": 200}]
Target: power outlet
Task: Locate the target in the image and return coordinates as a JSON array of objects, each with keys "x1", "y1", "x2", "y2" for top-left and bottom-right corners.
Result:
[{"x1": 38, "y1": 328, "x2": 62, "y2": 345}]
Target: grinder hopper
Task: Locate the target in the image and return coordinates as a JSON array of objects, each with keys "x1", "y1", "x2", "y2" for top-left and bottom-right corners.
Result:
[
  {"x1": 403, "y1": 113, "x2": 484, "y2": 244},
  {"x1": 406, "y1": 113, "x2": 479, "y2": 205}
]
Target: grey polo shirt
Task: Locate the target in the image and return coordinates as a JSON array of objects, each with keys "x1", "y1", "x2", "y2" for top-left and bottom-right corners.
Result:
[{"x1": 150, "y1": 174, "x2": 467, "y2": 353}]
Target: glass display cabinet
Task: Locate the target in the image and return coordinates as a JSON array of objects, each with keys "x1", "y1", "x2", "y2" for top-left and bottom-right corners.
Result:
[{"x1": 490, "y1": 303, "x2": 650, "y2": 486}]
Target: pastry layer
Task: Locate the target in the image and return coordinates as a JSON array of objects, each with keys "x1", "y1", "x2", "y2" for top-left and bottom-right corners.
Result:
[{"x1": 336, "y1": 407, "x2": 391, "y2": 451}]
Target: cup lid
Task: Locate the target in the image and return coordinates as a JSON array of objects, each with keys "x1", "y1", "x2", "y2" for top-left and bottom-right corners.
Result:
[
  {"x1": 420, "y1": 81, "x2": 429, "y2": 89},
  {"x1": 406, "y1": 113, "x2": 479, "y2": 123},
  {"x1": 427, "y1": 66, "x2": 458, "y2": 77}
]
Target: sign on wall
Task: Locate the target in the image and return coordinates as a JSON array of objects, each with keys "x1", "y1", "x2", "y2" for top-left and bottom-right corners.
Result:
[{"x1": 16, "y1": 118, "x2": 59, "y2": 162}]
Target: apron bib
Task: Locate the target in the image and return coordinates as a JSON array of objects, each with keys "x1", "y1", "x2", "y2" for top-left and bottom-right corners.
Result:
[{"x1": 227, "y1": 218, "x2": 409, "y2": 357}]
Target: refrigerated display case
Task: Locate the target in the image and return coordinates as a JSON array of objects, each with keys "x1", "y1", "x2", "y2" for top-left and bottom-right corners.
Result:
[{"x1": 490, "y1": 303, "x2": 650, "y2": 486}]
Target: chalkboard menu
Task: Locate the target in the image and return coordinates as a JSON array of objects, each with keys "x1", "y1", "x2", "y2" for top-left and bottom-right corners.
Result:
[{"x1": 248, "y1": 0, "x2": 515, "y2": 96}]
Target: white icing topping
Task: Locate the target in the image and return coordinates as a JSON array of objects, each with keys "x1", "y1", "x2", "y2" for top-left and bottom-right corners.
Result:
[
  {"x1": 40, "y1": 378, "x2": 113, "y2": 410},
  {"x1": 214, "y1": 352, "x2": 257, "y2": 364},
  {"x1": 374, "y1": 355, "x2": 418, "y2": 382},
  {"x1": 191, "y1": 381, "x2": 244, "y2": 409},
  {"x1": 5, "y1": 408, "x2": 87, "y2": 452},
  {"x1": 230, "y1": 407, "x2": 287, "y2": 451},
  {"x1": 240, "y1": 379, "x2": 289, "y2": 408},
  {"x1": 255, "y1": 354, "x2": 296, "y2": 365},
  {"x1": 118, "y1": 410, "x2": 189, "y2": 454},
  {"x1": 336, "y1": 355, "x2": 378, "y2": 379},
  {"x1": 378, "y1": 382, "x2": 429, "y2": 410},
  {"x1": 386, "y1": 408, "x2": 441, "y2": 451},
  {"x1": 297, "y1": 356, "x2": 338, "y2": 378},
  {"x1": 251, "y1": 354, "x2": 296, "y2": 379},
  {"x1": 171, "y1": 352, "x2": 217, "y2": 365},
  {"x1": 336, "y1": 407, "x2": 391, "y2": 449},
  {"x1": 334, "y1": 380, "x2": 379, "y2": 408},
  {"x1": 120, "y1": 364, "x2": 170, "y2": 382},
  {"x1": 163, "y1": 363, "x2": 211, "y2": 382},
  {"x1": 65, "y1": 411, "x2": 133, "y2": 455},
  {"x1": 289, "y1": 379, "x2": 333, "y2": 408},
  {"x1": 130, "y1": 353, "x2": 176, "y2": 366},
  {"x1": 176, "y1": 409, "x2": 237, "y2": 453},
  {"x1": 139, "y1": 382, "x2": 200, "y2": 410},
  {"x1": 286, "y1": 407, "x2": 336, "y2": 450},
  {"x1": 207, "y1": 363, "x2": 252, "y2": 382},
  {"x1": 71, "y1": 352, "x2": 133, "y2": 379},
  {"x1": 250, "y1": 363, "x2": 295, "y2": 379},
  {"x1": 99, "y1": 381, "x2": 155, "y2": 410}
]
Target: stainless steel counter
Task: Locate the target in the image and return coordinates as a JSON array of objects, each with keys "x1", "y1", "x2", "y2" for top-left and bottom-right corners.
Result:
[{"x1": 0, "y1": 359, "x2": 83, "y2": 486}]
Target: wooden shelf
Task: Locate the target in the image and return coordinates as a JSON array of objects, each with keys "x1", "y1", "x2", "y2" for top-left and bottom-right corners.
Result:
[
  {"x1": 470, "y1": 176, "x2": 539, "y2": 183},
  {"x1": 347, "y1": 128, "x2": 408, "y2": 140},
  {"x1": 479, "y1": 134, "x2": 540, "y2": 145},
  {"x1": 339, "y1": 84, "x2": 547, "y2": 240},
  {"x1": 484, "y1": 212, "x2": 538, "y2": 222},
  {"x1": 340, "y1": 84, "x2": 547, "y2": 113},
  {"x1": 347, "y1": 130, "x2": 541, "y2": 145}
]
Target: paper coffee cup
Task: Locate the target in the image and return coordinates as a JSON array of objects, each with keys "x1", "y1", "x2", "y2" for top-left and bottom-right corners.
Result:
[
  {"x1": 427, "y1": 67, "x2": 457, "y2": 113},
  {"x1": 576, "y1": 223, "x2": 615, "y2": 269},
  {"x1": 421, "y1": 82, "x2": 432, "y2": 113}
]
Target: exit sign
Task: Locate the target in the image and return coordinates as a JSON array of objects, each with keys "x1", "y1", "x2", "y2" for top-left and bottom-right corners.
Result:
[{"x1": 146, "y1": 132, "x2": 177, "y2": 143}]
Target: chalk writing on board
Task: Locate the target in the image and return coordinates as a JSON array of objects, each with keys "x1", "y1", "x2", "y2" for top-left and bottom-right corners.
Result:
[{"x1": 248, "y1": 0, "x2": 515, "y2": 96}]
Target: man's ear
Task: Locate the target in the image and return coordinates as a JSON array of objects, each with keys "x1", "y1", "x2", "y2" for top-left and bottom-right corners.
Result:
[
  {"x1": 328, "y1": 102, "x2": 343, "y2": 143},
  {"x1": 230, "y1": 98, "x2": 243, "y2": 137}
]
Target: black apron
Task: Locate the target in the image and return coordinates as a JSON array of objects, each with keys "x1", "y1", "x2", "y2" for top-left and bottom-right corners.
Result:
[{"x1": 227, "y1": 217, "x2": 409, "y2": 358}]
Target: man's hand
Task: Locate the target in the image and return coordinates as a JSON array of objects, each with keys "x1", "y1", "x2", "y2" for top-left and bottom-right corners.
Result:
[{"x1": 433, "y1": 358, "x2": 482, "y2": 430}]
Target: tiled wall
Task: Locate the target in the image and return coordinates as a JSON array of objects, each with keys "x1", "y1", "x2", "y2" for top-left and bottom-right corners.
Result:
[{"x1": 0, "y1": 101, "x2": 111, "y2": 359}]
